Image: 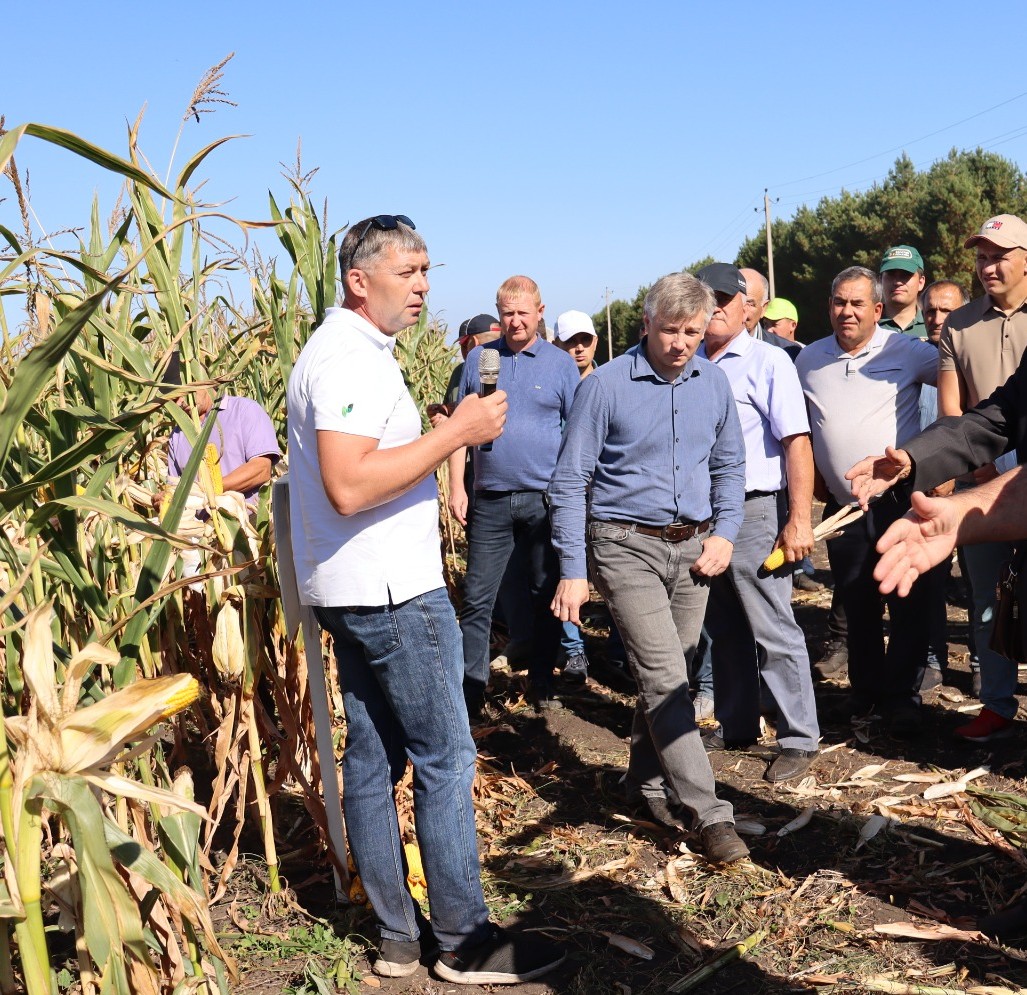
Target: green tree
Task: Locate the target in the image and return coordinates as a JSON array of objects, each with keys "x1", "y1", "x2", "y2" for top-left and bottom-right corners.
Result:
[
  {"x1": 737, "y1": 149, "x2": 1027, "y2": 342},
  {"x1": 593, "y1": 284, "x2": 648, "y2": 360},
  {"x1": 591, "y1": 257, "x2": 719, "y2": 361}
]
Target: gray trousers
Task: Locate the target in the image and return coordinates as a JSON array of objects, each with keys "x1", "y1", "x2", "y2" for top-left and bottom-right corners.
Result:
[
  {"x1": 587, "y1": 521, "x2": 734, "y2": 830},
  {"x1": 705, "y1": 492, "x2": 820, "y2": 751}
]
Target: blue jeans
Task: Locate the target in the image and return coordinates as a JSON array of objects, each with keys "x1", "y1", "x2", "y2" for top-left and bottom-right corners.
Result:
[
  {"x1": 706, "y1": 493, "x2": 819, "y2": 750},
  {"x1": 314, "y1": 590, "x2": 490, "y2": 950},
  {"x1": 460, "y1": 490, "x2": 562, "y2": 702},
  {"x1": 963, "y1": 539, "x2": 1019, "y2": 718},
  {"x1": 692, "y1": 625, "x2": 714, "y2": 696}
]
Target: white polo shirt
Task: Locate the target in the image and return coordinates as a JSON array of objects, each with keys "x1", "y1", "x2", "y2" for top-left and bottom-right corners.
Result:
[
  {"x1": 796, "y1": 326, "x2": 938, "y2": 505},
  {"x1": 698, "y1": 331, "x2": 810, "y2": 493},
  {"x1": 286, "y1": 307, "x2": 444, "y2": 607}
]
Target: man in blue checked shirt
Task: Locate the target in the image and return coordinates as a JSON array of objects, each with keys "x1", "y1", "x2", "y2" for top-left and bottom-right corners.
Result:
[
  {"x1": 447, "y1": 276, "x2": 581, "y2": 716},
  {"x1": 548, "y1": 271, "x2": 749, "y2": 864}
]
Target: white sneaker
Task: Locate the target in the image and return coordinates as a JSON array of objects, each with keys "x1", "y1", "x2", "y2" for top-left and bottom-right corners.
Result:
[{"x1": 692, "y1": 692, "x2": 716, "y2": 723}]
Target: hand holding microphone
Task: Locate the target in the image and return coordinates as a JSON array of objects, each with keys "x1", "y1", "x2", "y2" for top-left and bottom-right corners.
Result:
[
  {"x1": 477, "y1": 349, "x2": 501, "y2": 453},
  {"x1": 449, "y1": 349, "x2": 506, "y2": 449}
]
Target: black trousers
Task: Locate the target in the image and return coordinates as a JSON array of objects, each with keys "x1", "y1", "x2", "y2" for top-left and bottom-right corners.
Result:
[{"x1": 823, "y1": 493, "x2": 929, "y2": 712}]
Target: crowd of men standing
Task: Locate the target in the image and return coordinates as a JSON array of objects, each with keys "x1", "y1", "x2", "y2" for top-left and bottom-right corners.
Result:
[{"x1": 280, "y1": 210, "x2": 1027, "y2": 982}]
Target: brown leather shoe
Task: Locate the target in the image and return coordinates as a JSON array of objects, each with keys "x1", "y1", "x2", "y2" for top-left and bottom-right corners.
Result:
[{"x1": 696, "y1": 822, "x2": 749, "y2": 864}]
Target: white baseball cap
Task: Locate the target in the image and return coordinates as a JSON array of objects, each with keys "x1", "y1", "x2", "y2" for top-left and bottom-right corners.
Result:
[{"x1": 554, "y1": 310, "x2": 597, "y2": 342}]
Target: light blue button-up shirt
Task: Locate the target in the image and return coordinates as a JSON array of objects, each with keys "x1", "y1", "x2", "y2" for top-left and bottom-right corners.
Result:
[
  {"x1": 698, "y1": 330, "x2": 810, "y2": 493},
  {"x1": 548, "y1": 341, "x2": 745, "y2": 578},
  {"x1": 458, "y1": 336, "x2": 580, "y2": 492}
]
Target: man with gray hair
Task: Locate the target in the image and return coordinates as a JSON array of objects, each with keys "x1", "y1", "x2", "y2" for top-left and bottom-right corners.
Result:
[
  {"x1": 795, "y1": 266, "x2": 939, "y2": 737},
  {"x1": 742, "y1": 267, "x2": 802, "y2": 361},
  {"x1": 288, "y1": 216, "x2": 564, "y2": 984},
  {"x1": 695, "y1": 262, "x2": 820, "y2": 783},
  {"x1": 549, "y1": 271, "x2": 749, "y2": 864}
]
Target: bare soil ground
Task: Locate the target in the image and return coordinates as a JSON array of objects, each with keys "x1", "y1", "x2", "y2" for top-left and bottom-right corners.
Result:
[{"x1": 221, "y1": 539, "x2": 1027, "y2": 995}]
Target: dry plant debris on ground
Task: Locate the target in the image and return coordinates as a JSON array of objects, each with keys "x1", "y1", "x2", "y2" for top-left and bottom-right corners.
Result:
[{"x1": 217, "y1": 549, "x2": 1027, "y2": 995}]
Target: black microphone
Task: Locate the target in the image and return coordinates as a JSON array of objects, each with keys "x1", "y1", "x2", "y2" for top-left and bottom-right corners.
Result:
[{"x1": 478, "y1": 349, "x2": 500, "y2": 452}]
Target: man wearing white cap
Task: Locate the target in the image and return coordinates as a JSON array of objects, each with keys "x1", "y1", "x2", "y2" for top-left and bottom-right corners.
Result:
[
  {"x1": 551, "y1": 308, "x2": 600, "y2": 681},
  {"x1": 934, "y1": 214, "x2": 1027, "y2": 741},
  {"x1": 554, "y1": 309, "x2": 599, "y2": 379}
]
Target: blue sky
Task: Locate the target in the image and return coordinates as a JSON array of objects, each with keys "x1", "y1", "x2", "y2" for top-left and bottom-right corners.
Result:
[{"x1": 4, "y1": 1, "x2": 1023, "y2": 341}]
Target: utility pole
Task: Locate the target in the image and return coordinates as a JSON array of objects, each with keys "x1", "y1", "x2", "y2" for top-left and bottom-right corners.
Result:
[
  {"x1": 605, "y1": 287, "x2": 613, "y2": 362},
  {"x1": 764, "y1": 189, "x2": 776, "y2": 298}
]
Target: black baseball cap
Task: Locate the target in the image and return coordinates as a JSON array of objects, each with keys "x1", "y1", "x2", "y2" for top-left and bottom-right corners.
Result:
[
  {"x1": 457, "y1": 313, "x2": 498, "y2": 342},
  {"x1": 695, "y1": 263, "x2": 747, "y2": 298}
]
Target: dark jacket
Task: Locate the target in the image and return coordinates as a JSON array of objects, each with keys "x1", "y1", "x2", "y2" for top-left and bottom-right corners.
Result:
[{"x1": 905, "y1": 351, "x2": 1027, "y2": 490}]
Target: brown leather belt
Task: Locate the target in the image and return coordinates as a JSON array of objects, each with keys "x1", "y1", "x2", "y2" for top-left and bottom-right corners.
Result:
[{"x1": 602, "y1": 519, "x2": 711, "y2": 543}]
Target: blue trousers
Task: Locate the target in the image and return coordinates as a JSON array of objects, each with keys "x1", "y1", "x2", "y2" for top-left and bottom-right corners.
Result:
[
  {"x1": 460, "y1": 490, "x2": 562, "y2": 702},
  {"x1": 706, "y1": 493, "x2": 820, "y2": 751},
  {"x1": 314, "y1": 590, "x2": 491, "y2": 950}
]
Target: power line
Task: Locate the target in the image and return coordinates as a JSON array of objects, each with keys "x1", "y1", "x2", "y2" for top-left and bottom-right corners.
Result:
[
  {"x1": 768, "y1": 89, "x2": 1027, "y2": 191},
  {"x1": 774, "y1": 123, "x2": 1027, "y2": 209}
]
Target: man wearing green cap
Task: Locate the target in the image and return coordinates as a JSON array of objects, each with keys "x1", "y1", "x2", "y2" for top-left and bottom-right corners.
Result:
[
  {"x1": 762, "y1": 298, "x2": 802, "y2": 347},
  {"x1": 880, "y1": 245, "x2": 928, "y2": 339}
]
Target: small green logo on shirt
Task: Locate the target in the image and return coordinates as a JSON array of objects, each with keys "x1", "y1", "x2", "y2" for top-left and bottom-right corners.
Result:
[{"x1": 342, "y1": 403, "x2": 353, "y2": 417}]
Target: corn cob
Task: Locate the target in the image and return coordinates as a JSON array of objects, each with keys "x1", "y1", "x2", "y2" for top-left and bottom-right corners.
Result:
[
  {"x1": 405, "y1": 842, "x2": 427, "y2": 901},
  {"x1": 202, "y1": 443, "x2": 223, "y2": 495}
]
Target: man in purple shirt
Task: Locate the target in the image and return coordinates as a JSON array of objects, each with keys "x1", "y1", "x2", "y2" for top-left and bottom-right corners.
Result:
[
  {"x1": 549, "y1": 271, "x2": 748, "y2": 864},
  {"x1": 167, "y1": 361, "x2": 282, "y2": 503}
]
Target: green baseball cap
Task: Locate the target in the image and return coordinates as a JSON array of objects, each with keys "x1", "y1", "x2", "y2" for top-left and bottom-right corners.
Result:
[
  {"x1": 763, "y1": 298, "x2": 798, "y2": 322},
  {"x1": 879, "y1": 245, "x2": 924, "y2": 274}
]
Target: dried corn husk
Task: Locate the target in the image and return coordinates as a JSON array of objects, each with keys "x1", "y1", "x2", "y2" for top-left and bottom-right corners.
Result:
[
  {"x1": 777, "y1": 807, "x2": 815, "y2": 837},
  {"x1": 605, "y1": 933, "x2": 654, "y2": 960}
]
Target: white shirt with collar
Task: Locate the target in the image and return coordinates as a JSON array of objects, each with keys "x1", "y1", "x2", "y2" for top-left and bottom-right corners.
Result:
[
  {"x1": 795, "y1": 324, "x2": 938, "y2": 505},
  {"x1": 698, "y1": 330, "x2": 809, "y2": 493},
  {"x1": 287, "y1": 307, "x2": 444, "y2": 607}
]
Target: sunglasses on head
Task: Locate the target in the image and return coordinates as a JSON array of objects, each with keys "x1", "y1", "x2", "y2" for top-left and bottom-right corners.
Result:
[{"x1": 351, "y1": 214, "x2": 415, "y2": 257}]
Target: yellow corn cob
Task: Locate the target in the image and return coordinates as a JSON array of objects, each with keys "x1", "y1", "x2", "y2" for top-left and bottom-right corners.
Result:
[
  {"x1": 348, "y1": 874, "x2": 368, "y2": 905},
  {"x1": 161, "y1": 677, "x2": 201, "y2": 718},
  {"x1": 203, "y1": 443, "x2": 223, "y2": 495},
  {"x1": 405, "y1": 842, "x2": 427, "y2": 901},
  {"x1": 762, "y1": 547, "x2": 786, "y2": 572}
]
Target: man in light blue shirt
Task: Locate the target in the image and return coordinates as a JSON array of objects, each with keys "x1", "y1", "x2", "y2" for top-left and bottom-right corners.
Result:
[
  {"x1": 695, "y1": 263, "x2": 820, "y2": 783},
  {"x1": 448, "y1": 276, "x2": 581, "y2": 715},
  {"x1": 549, "y1": 272, "x2": 749, "y2": 864}
]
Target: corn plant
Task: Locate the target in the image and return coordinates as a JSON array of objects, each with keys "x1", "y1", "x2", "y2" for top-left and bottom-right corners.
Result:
[{"x1": 0, "y1": 86, "x2": 460, "y2": 990}]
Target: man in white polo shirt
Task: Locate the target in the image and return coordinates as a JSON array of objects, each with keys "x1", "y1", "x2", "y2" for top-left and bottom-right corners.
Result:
[
  {"x1": 287, "y1": 215, "x2": 564, "y2": 985},
  {"x1": 795, "y1": 265, "x2": 939, "y2": 737}
]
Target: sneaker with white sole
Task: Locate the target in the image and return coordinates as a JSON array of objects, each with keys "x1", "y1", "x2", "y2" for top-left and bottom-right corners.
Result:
[
  {"x1": 374, "y1": 937, "x2": 434, "y2": 978},
  {"x1": 435, "y1": 926, "x2": 566, "y2": 985},
  {"x1": 692, "y1": 691, "x2": 716, "y2": 723}
]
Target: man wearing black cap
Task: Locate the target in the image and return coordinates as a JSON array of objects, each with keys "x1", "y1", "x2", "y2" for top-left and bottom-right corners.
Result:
[
  {"x1": 880, "y1": 245, "x2": 928, "y2": 339},
  {"x1": 694, "y1": 263, "x2": 821, "y2": 782},
  {"x1": 445, "y1": 314, "x2": 501, "y2": 406}
]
